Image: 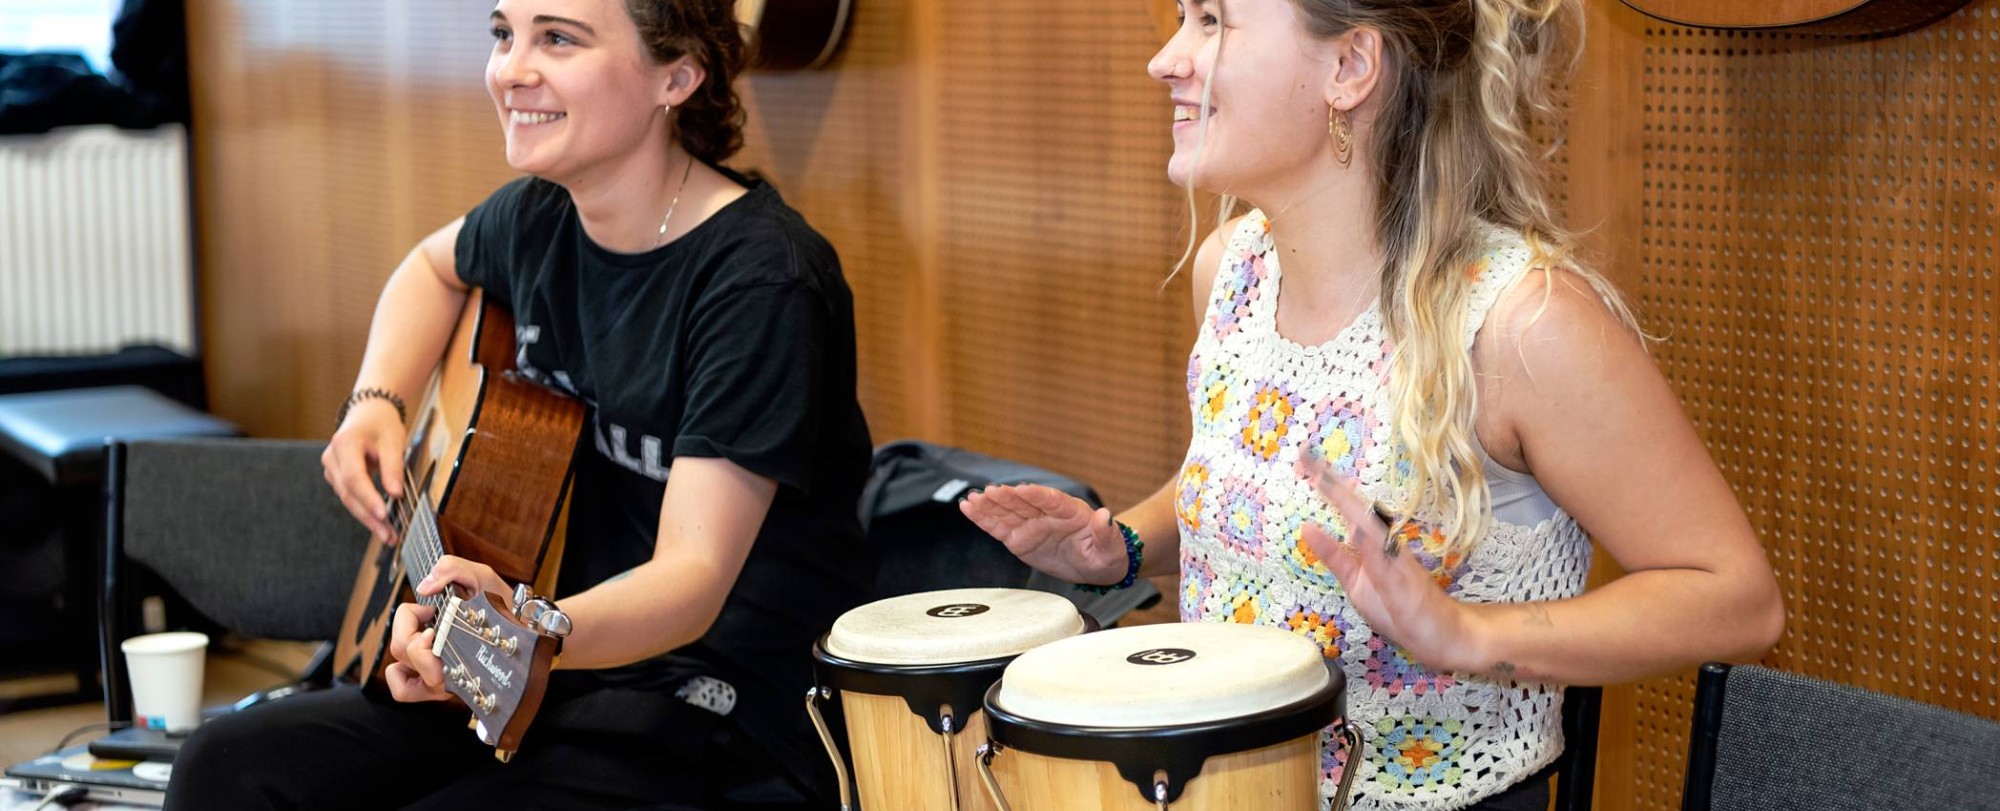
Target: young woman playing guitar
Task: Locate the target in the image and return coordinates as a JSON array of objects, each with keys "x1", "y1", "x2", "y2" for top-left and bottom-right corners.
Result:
[{"x1": 165, "y1": 1, "x2": 873, "y2": 808}]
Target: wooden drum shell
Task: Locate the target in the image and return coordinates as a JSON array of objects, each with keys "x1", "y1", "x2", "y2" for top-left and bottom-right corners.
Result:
[
  {"x1": 835, "y1": 690, "x2": 999, "y2": 811},
  {"x1": 987, "y1": 734, "x2": 1323, "y2": 810}
]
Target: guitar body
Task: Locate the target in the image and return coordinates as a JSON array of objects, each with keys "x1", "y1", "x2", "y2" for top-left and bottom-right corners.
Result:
[
  {"x1": 1619, "y1": 0, "x2": 1973, "y2": 35},
  {"x1": 737, "y1": 0, "x2": 852, "y2": 70},
  {"x1": 334, "y1": 290, "x2": 584, "y2": 693}
]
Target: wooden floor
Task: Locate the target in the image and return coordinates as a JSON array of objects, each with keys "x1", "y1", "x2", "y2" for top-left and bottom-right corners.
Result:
[{"x1": 0, "y1": 639, "x2": 318, "y2": 768}]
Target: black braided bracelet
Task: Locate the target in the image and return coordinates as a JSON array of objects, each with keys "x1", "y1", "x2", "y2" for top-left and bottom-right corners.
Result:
[
  {"x1": 335, "y1": 387, "x2": 407, "y2": 429},
  {"x1": 1075, "y1": 519, "x2": 1144, "y2": 595}
]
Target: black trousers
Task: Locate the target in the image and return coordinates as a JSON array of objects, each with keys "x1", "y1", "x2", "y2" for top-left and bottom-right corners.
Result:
[
  {"x1": 164, "y1": 680, "x2": 819, "y2": 811},
  {"x1": 1468, "y1": 776, "x2": 1551, "y2": 811}
]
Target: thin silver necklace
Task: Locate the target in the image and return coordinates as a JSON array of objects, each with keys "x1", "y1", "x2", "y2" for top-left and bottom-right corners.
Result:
[{"x1": 651, "y1": 153, "x2": 697, "y2": 249}]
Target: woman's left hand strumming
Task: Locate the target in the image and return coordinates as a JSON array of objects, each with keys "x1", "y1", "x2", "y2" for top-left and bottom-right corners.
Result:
[
  {"x1": 383, "y1": 555, "x2": 513, "y2": 703},
  {"x1": 1297, "y1": 454, "x2": 1481, "y2": 675}
]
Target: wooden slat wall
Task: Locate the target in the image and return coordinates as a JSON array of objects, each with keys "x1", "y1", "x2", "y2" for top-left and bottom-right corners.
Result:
[
  {"x1": 188, "y1": 0, "x2": 513, "y2": 437},
  {"x1": 187, "y1": 1, "x2": 2000, "y2": 808}
]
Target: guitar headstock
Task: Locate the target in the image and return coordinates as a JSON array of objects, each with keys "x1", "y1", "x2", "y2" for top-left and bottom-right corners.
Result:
[{"x1": 431, "y1": 588, "x2": 558, "y2": 758}]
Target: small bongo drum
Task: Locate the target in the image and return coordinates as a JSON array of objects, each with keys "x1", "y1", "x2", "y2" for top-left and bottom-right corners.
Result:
[
  {"x1": 976, "y1": 622, "x2": 1365, "y2": 810},
  {"x1": 808, "y1": 588, "x2": 1093, "y2": 811}
]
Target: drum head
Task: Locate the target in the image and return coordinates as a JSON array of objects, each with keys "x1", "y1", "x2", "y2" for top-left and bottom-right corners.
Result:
[
  {"x1": 825, "y1": 588, "x2": 1087, "y2": 666},
  {"x1": 993, "y1": 622, "x2": 1328, "y2": 727}
]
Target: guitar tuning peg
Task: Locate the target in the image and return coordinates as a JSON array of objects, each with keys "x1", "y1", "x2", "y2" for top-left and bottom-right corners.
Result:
[
  {"x1": 495, "y1": 749, "x2": 514, "y2": 764},
  {"x1": 468, "y1": 717, "x2": 479, "y2": 731},
  {"x1": 473, "y1": 609, "x2": 488, "y2": 626},
  {"x1": 500, "y1": 636, "x2": 518, "y2": 655}
]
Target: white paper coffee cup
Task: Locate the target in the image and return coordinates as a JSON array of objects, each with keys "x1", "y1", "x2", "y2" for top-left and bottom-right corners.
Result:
[{"x1": 122, "y1": 631, "x2": 209, "y2": 734}]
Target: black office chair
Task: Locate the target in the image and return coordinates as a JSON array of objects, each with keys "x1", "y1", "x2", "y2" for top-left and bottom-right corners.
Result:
[
  {"x1": 99, "y1": 438, "x2": 368, "y2": 724},
  {"x1": 1554, "y1": 685, "x2": 1602, "y2": 810},
  {"x1": 1681, "y1": 662, "x2": 2000, "y2": 811}
]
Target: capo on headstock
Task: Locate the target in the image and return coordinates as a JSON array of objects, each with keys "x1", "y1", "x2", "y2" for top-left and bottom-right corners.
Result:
[{"x1": 511, "y1": 583, "x2": 573, "y2": 658}]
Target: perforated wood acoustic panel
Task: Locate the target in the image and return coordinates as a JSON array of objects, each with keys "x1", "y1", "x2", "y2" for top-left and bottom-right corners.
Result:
[
  {"x1": 1627, "y1": 3, "x2": 2000, "y2": 807},
  {"x1": 935, "y1": 1, "x2": 1191, "y2": 509}
]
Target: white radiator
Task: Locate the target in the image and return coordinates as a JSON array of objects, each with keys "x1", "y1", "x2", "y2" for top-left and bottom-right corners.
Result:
[{"x1": 0, "y1": 123, "x2": 195, "y2": 356}]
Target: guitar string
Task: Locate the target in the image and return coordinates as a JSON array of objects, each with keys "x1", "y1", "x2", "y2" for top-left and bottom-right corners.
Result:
[{"x1": 396, "y1": 469, "x2": 451, "y2": 613}]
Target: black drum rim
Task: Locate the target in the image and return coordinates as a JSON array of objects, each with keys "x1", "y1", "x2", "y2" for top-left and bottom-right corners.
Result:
[{"x1": 809, "y1": 613, "x2": 1101, "y2": 735}]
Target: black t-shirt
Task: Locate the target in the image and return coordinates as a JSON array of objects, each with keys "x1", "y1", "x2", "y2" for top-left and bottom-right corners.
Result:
[{"x1": 453, "y1": 171, "x2": 872, "y2": 778}]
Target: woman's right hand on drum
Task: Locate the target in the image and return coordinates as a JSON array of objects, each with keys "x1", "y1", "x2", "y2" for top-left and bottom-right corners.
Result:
[
  {"x1": 321, "y1": 398, "x2": 407, "y2": 543},
  {"x1": 959, "y1": 484, "x2": 1129, "y2": 586}
]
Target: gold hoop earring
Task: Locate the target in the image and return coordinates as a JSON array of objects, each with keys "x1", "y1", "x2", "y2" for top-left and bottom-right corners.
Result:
[{"x1": 1329, "y1": 107, "x2": 1353, "y2": 168}]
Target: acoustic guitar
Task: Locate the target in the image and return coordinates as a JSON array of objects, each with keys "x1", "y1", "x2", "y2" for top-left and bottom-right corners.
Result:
[
  {"x1": 332, "y1": 289, "x2": 586, "y2": 760},
  {"x1": 1619, "y1": 0, "x2": 1973, "y2": 35},
  {"x1": 737, "y1": 0, "x2": 853, "y2": 70}
]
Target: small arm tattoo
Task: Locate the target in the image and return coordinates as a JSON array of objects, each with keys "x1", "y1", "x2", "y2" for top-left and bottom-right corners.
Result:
[{"x1": 1520, "y1": 603, "x2": 1553, "y2": 628}]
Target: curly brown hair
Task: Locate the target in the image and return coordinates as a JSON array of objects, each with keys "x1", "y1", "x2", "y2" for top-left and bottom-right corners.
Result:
[{"x1": 626, "y1": 0, "x2": 747, "y2": 164}]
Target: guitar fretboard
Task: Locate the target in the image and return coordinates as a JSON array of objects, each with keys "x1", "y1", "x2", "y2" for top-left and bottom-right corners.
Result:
[{"x1": 389, "y1": 478, "x2": 451, "y2": 614}]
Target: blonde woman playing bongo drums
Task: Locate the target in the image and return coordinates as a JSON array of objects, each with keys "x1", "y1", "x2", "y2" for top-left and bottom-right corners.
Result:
[{"x1": 959, "y1": 1, "x2": 1785, "y2": 808}]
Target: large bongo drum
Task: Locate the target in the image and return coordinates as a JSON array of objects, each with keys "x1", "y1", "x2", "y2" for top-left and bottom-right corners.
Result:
[
  {"x1": 808, "y1": 588, "x2": 1093, "y2": 811},
  {"x1": 975, "y1": 622, "x2": 1365, "y2": 810}
]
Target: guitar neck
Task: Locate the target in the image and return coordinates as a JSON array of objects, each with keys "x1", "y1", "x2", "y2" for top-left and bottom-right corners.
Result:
[{"x1": 391, "y1": 496, "x2": 453, "y2": 610}]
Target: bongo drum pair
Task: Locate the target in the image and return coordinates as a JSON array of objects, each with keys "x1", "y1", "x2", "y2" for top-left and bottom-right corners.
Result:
[{"x1": 811, "y1": 589, "x2": 1365, "y2": 810}]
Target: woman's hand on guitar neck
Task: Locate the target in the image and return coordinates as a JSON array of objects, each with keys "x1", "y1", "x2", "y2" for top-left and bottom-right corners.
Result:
[
  {"x1": 384, "y1": 555, "x2": 513, "y2": 703},
  {"x1": 322, "y1": 398, "x2": 408, "y2": 543}
]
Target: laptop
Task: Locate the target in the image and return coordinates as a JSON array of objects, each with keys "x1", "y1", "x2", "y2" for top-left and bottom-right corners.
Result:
[{"x1": 1, "y1": 746, "x2": 169, "y2": 807}]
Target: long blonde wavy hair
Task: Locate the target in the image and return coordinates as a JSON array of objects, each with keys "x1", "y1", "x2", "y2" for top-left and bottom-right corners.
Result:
[{"x1": 1179, "y1": 0, "x2": 1640, "y2": 553}]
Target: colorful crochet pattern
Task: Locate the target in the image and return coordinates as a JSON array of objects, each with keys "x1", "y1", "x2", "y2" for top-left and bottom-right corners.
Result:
[{"x1": 1176, "y1": 212, "x2": 1594, "y2": 810}]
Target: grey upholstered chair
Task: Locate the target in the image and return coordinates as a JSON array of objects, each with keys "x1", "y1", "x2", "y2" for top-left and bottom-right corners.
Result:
[
  {"x1": 1681, "y1": 662, "x2": 2000, "y2": 811},
  {"x1": 99, "y1": 438, "x2": 367, "y2": 724}
]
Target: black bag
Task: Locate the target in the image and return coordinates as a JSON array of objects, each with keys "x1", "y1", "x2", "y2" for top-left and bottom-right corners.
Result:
[{"x1": 858, "y1": 440, "x2": 1160, "y2": 627}]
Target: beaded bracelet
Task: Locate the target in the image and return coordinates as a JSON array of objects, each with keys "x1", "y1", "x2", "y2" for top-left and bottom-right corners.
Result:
[
  {"x1": 335, "y1": 387, "x2": 407, "y2": 430},
  {"x1": 1075, "y1": 519, "x2": 1144, "y2": 595}
]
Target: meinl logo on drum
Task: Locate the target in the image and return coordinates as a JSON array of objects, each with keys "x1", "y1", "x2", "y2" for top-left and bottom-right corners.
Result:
[
  {"x1": 1126, "y1": 648, "x2": 1198, "y2": 666},
  {"x1": 926, "y1": 604, "x2": 992, "y2": 618}
]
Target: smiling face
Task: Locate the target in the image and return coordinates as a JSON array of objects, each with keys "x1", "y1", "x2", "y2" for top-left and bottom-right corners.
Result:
[
  {"x1": 485, "y1": 0, "x2": 676, "y2": 183},
  {"x1": 1148, "y1": 0, "x2": 1343, "y2": 198}
]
